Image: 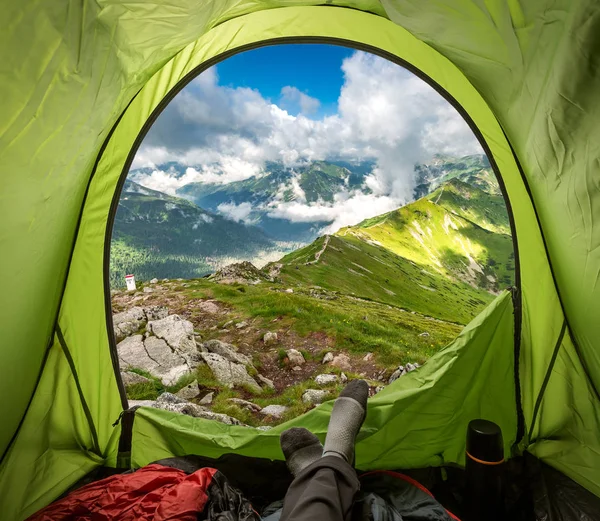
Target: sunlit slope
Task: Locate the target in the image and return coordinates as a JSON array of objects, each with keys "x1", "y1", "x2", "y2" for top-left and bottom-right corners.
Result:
[
  {"x1": 277, "y1": 234, "x2": 494, "y2": 324},
  {"x1": 275, "y1": 177, "x2": 515, "y2": 324}
]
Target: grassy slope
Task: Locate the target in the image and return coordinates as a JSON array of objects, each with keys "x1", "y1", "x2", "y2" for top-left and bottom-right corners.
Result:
[
  {"x1": 277, "y1": 234, "x2": 492, "y2": 324},
  {"x1": 347, "y1": 197, "x2": 514, "y2": 291},
  {"x1": 183, "y1": 279, "x2": 462, "y2": 366},
  {"x1": 275, "y1": 175, "x2": 515, "y2": 324}
]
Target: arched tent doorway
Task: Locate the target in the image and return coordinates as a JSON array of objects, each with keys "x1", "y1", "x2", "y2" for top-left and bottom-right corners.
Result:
[{"x1": 1, "y1": 4, "x2": 598, "y2": 519}]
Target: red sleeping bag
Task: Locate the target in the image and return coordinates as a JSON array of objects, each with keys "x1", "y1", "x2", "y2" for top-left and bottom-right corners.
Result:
[{"x1": 27, "y1": 464, "x2": 217, "y2": 521}]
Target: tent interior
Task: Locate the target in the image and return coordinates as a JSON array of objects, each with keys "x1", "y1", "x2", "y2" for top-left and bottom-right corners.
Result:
[{"x1": 1, "y1": 2, "x2": 599, "y2": 519}]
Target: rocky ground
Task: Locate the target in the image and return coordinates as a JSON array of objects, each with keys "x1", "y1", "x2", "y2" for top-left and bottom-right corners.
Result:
[{"x1": 113, "y1": 268, "x2": 425, "y2": 428}]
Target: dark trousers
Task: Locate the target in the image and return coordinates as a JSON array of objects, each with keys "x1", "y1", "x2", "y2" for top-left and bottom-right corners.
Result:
[{"x1": 280, "y1": 456, "x2": 360, "y2": 521}]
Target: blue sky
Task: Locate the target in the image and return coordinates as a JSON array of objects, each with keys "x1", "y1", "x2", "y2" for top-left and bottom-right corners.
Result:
[
  {"x1": 216, "y1": 44, "x2": 353, "y2": 118},
  {"x1": 133, "y1": 44, "x2": 481, "y2": 228}
]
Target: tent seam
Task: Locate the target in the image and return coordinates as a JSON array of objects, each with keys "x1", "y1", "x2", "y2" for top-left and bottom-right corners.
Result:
[
  {"x1": 56, "y1": 325, "x2": 102, "y2": 456},
  {"x1": 527, "y1": 320, "x2": 567, "y2": 443}
]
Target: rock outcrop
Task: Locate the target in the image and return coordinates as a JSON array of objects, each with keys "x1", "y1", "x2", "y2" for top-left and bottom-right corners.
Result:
[
  {"x1": 148, "y1": 314, "x2": 196, "y2": 353},
  {"x1": 200, "y1": 352, "x2": 262, "y2": 393}
]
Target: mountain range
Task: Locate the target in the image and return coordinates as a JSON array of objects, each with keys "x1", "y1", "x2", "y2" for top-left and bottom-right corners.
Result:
[{"x1": 112, "y1": 154, "x2": 515, "y2": 324}]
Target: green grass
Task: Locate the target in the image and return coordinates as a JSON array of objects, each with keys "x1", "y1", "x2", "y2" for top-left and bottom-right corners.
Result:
[{"x1": 180, "y1": 279, "x2": 461, "y2": 366}]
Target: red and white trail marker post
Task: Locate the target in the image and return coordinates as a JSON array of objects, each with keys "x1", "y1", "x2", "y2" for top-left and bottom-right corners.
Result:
[{"x1": 125, "y1": 274, "x2": 136, "y2": 291}]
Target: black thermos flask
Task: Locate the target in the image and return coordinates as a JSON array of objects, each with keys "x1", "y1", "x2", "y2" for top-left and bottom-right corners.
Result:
[{"x1": 465, "y1": 419, "x2": 505, "y2": 521}]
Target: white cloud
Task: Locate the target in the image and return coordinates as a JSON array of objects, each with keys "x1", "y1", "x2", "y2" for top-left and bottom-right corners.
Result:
[
  {"x1": 217, "y1": 202, "x2": 255, "y2": 223},
  {"x1": 280, "y1": 86, "x2": 320, "y2": 115},
  {"x1": 130, "y1": 51, "x2": 483, "y2": 229}
]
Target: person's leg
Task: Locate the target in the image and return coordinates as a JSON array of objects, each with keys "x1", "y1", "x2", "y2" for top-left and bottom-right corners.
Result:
[
  {"x1": 279, "y1": 456, "x2": 359, "y2": 521},
  {"x1": 279, "y1": 380, "x2": 369, "y2": 521}
]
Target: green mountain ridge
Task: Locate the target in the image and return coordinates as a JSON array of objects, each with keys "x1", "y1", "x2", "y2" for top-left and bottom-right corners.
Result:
[
  {"x1": 273, "y1": 170, "x2": 514, "y2": 324},
  {"x1": 110, "y1": 180, "x2": 279, "y2": 286}
]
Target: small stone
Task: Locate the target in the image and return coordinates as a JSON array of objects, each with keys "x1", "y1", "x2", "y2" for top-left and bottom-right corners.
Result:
[
  {"x1": 292, "y1": 366, "x2": 302, "y2": 372},
  {"x1": 150, "y1": 278, "x2": 159, "y2": 284},
  {"x1": 176, "y1": 381, "x2": 199, "y2": 400},
  {"x1": 375, "y1": 386, "x2": 385, "y2": 394},
  {"x1": 285, "y1": 288, "x2": 294, "y2": 293},
  {"x1": 322, "y1": 352, "x2": 334, "y2": 364},
  {"x1": 257, "y1": 374, "x2": 275, "y2": 390},
  {"x1": 162, "y1": 278, "x2": 169, "y2": 282},
  {"x1": 419, "y1": 332, "x2": 430, "y2": 338},
  {"x1": 120, "y1": 371, "x2": 150, "y2": 386},
  {"x1": 263, "y1": 331, "x2": 278, "y2": 345},
  {"x1": 406, "y1": 363, "x2": 417, "y2": 372},
  {"x1": 198, "y1": 301, "x2": 219, "y2": 314},
  {"x1": 199, "y1": 392, "x2": 214, "y2": 405},
  {"x1": 235, "y1": 321, "x2": 248, "y2": 329},
  {"x1": 143, "y1": 286, "x2": 154, "y2": 293},
  {"x1": 302, "y1": 389, "x2": 328, "y2": 404},
  {"x1": 222, "y1": 320, "x2": 234, "y2": 328},
  {"x1": 228, "y1": 398, "x2": 262, "y2": 412},
  {"x1": 340, "y1": 372, "x2": 348, "y2": 383},
  {"x1": 260, "y1": 405, "x2": 288, "y2": 419},
  {"x1": 389, "y1": 369, "x2": 402, "y2": 384},
  {"x1": 363, "y1": 352, "x2": 374, "y2": 362},
  {"x1": 314, "y1": 374, "x2": 339, "y2": 386},
  {"x1": 330, "y1": 354, "x2": 352, "y2": 371},
  {"x1": 286, "y1": 349, "x2": 305, "y2": 365}
]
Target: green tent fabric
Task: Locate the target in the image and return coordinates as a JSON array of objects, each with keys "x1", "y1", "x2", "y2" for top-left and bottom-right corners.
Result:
[{"x1": 0, "y1": 1, "x2": 598, "y2": 519}]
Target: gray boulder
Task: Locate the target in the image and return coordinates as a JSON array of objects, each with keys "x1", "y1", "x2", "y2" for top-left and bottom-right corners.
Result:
[
  {"x1": 113, "y1": 307, "x2": 147, "y2": 341},
  {"x1": 121, "y1": 371, "x2": 150, "y2": 386},
  {"x1": 260, "y1": 405, "x2": 288, "y2": 419},
  {"x1": 117, "y1": 335, "x2": 192, "y2": 387},
  {"x1": 113, "y1": 307, "x2": 146, "y2": 326},
  {"x1": 114, "y1": 320, "x2": 143, "y2": 342},
  {"x1": 156, "y1": 392, "x2": 188, "y2": 405},
  {"x1": 200, "y1": 352, "x2": 261, "y2": 393},
  {"x1": 202, "y1": 339, "x2": 252, "y2": 366},
  {"x1": 128, "y1": 400, "x2": 156, "y2": 408},
  {"x1": 150, "y1": 278, "x2": 159, "y2": 284},
  {"x1": 144, "y1": 336, "x2": 190, "y2": 386},
  {"x1": 302, "y1": 389, "x2": 328, "y2": 404},
  {"x1": 176, "y1": 381, "x2": 199, "y2": 401},
  {"x1": 314, "y1": 374, "x2": 339, "y2": 386},
  {"x1": 286, "y1": 349, "x2": 305, "y2": 366},
  {"x1": 148, "y1": 314, "x2": 196, "y2": 353}
]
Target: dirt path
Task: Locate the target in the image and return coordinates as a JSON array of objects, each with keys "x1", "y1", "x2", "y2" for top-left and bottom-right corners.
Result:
[{"x1": 306, "y1": 235, "x2": 330, "y2": 265}]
